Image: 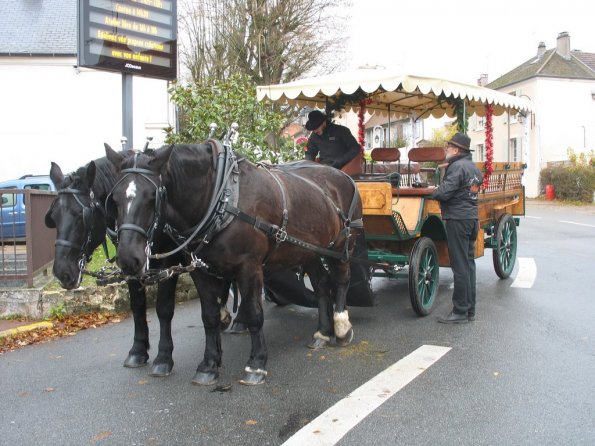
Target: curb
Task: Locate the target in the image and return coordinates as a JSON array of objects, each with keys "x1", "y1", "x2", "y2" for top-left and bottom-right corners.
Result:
[{"x1": 0, "y1": 321, "x2": 54, "y2": 338}]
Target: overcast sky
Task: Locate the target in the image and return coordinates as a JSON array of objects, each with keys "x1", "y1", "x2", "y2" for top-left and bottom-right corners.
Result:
[{"x1": 345, "y1": 0, "x2": 593, "y2": 85}]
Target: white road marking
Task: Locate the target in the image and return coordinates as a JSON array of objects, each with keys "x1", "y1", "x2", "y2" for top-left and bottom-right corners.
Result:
[
  {"x1": 511, "y1": 257, "x2": 537, "y2": 288},
  {"x1": 525, "y1": 215, "x2": 541, "y2": 219},
  {"x1": 281, "y1": 345, "x2": 451, "y2": 446},
  {"x1": 559, "y1": 220, "x2": 595, "y2": 228}
]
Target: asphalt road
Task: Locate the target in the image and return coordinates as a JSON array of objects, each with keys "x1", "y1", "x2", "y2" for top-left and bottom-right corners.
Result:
[{"x1": 1, "y1": 201, "x2": 594, "y2": 445}]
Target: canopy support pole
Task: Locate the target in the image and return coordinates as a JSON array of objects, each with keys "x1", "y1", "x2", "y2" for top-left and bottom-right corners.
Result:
[
  {"x1": 507, "y1": 106, "x2": 511, "y2": 162},
  {"x1": 387, "y1": 104, "x2": 391, "y2": 147}
]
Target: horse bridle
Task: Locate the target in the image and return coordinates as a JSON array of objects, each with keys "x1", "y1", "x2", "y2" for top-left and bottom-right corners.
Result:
[
  {"x1": 53, "y1": 187, "x2": 102, "y2": 272},
  {"x1": 106, "y1": 155, "x2": 167, "y2": 254}
]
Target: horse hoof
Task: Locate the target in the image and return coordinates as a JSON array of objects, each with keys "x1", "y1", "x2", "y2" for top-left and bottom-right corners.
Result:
[
  {"x1": 191, "y1": 371, "x2": 219, "y2": 386},
  {"x1": 150, "y1": 362, "x2": 173, "y2": 377},
  {"x1": 307, "y1": 337, "x2": 329, "y2": 350},
  {"x1": 227, "y1": 321, "x2": 248, "y2": 334},
  {"x1": 239, "y1": 367, "x2": 267, "y2": 386},
  {"x1": 336, "y1": 327, "x2": 354, "y2": 347},
  {"x1": 123, "y1": 354, "x2": 149, "y2": 368}
]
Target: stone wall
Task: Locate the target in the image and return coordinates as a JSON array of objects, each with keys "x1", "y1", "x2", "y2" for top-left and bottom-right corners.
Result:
[{"x1": 0, "y1": 274, "x2": 200, "y2": 319}]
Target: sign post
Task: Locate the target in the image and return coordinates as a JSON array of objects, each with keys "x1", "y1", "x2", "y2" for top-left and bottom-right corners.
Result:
[{"x1": 78, "y1": 0, "x2": 177, "y2": 149}]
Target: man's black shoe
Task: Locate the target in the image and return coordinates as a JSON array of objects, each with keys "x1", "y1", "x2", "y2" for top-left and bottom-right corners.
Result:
[
  {"x1": 438, "y1": 311, "x2": 468, "y2": 324},
  {"x1": 468, "y1": 312, "x2": 475, "y2": 322}
]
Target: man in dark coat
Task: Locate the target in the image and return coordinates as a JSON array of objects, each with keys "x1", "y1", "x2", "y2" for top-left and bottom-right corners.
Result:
[
  {"x1": 432, "y1": 132, "x2": 483, "y2": 323},
  {"x1": 304, "y1": 110, "x2": 361, "y2": 169}
]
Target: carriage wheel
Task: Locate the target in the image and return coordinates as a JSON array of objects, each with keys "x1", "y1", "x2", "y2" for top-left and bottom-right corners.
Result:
[
  {"x1": 492, "y1": 213, "x2": 517, "y2": 279},
  {"x1": 408, "y1": 237, "x2": 439, "y2": 316}
]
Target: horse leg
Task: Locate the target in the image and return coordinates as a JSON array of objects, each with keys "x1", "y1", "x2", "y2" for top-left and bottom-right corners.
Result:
[
  {"x1": 123, "y1": 280, "x2": 150, "y2": 367},
  {"x1": 331, "y1": 261, "x2": 354, "y2": 347},
  {"x1": 306, "y1": 267, "x2": 335, "y2": 350},
  {"x1": 224, "y1": 281, "x2": 249, "y2": 334},
  {"x1": 218, "y1": 279, "x2": 233, "y2": 332},
  {"x1": 149, "y1": 274, "x2": 178, "y2": 377},
  {"x1": 190, "y1": 272, "x2": 224, "y2": 386},
  {"x1": 237, "y1": 267, "x2": 267, "y2": 386}
]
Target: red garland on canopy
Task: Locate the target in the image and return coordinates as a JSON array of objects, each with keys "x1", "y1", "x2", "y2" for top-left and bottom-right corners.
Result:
[
  {"x1": 358, "y1": 99, "x2": 373, "y2": 151},
  {"x1": 482, "y1": 104, "x2": 494, "y2": 189}
]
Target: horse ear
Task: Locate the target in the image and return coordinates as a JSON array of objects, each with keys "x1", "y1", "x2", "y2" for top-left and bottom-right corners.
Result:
[
  {"x1": 49, "y1": 162, "x2": 64, "y2": 189},
  {"x1": 150, "y1": 144, "x2": 174, "y2": 172},
  {"x1": 85, "y1": 161, "x2": 96, "y2": 189},
  {"x1": 105, "y1": 143, "x2": 124, "y2": 171}
]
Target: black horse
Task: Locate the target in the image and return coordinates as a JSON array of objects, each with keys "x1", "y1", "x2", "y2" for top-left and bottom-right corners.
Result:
[
  {"x1": 105, "y1": 142, "x2": 363, "y2": 385},
  {"x1": 45, "y1": 157, "x2": 234, "y2": 377}
]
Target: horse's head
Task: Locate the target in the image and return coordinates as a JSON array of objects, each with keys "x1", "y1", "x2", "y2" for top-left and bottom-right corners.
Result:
[
  {"x1": 45, "y1": 160, "x2": 106, "y2": 289},
  {"x1": 105, "y1": 143, "x2": 173, "y2": 277}
]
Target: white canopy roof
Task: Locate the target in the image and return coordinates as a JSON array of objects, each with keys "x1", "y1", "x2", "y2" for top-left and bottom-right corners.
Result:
[{"x1": 256, "y1": 68, "x2": 533, "y2": 119}]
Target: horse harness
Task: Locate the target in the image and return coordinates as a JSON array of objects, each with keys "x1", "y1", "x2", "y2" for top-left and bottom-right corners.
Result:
[{"x1": 109, "y1": 142, "x2": 363, "y2": 284}]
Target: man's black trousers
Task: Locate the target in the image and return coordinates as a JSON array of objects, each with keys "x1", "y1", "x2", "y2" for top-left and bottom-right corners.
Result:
[{"x1": 445, "y1": 219, "x2": 479, "y2": 315}]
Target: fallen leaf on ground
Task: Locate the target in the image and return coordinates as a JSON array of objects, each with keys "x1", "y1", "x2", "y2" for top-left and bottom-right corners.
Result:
[
  {"x1": 0, "y1": 312, "x2": 129, "y2": 355},
  {"x1": 92, "y1": 431, "x2": 111, "y2": 442}
]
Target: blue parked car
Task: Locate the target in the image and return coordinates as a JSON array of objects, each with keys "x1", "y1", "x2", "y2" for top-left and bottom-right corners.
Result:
[{"x1": 0, "y1": 175, "x2": 56, "y2": 239}]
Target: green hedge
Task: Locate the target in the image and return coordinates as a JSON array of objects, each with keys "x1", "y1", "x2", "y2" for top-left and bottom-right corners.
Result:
[{"x1": 539, "y1": 165, "x2": 595, "y2": 202}]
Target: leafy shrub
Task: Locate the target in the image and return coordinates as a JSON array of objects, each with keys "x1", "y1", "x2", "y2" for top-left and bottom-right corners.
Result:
[
  {"x1": 166, "y1": 74, "x2": 299, "y2": 164},
  {"x1": 539, "y1": 164, "x2": 595, "y2": 202}
]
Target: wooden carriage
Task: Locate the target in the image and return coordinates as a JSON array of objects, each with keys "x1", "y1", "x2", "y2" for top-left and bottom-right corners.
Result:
[{"x1": 352, "y1": 146, "x2": 524, "y2": 315}]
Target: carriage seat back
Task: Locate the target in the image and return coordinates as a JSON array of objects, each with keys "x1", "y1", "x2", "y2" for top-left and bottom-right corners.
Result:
[
  {"x1": 405, "y1": 147, "x2": 446, "y2": 186},
  {"x1": 371, "y1": 147, "x2": 400, "y2": 162},
  {"x1": 369, "y1": 147, "x2": 400, "y2": 174},
  {"x1": 406, "y1": 147, "x2": 445, "y2": 163}
]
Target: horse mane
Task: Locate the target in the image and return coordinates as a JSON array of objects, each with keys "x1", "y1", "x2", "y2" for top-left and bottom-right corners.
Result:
[
  {"x1": 92, "y1": 157, "x2": 119, "y2": 200},
  {"x1": 164, "y1": 143, "x2": 213, "y2": 188}
]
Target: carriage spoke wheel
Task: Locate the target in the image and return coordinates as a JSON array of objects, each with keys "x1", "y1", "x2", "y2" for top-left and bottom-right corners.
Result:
[
  {"x1": 492, "y1": 213, "x2": 517, "y2": 279},
  {"x1": 408, "y1": 237, "x2": 439, "y2": 316}
]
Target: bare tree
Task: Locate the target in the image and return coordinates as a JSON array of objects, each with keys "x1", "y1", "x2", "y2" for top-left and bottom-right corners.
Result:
[{"x1": 178, "y1": 0, "x2": 350, "y2": 84}]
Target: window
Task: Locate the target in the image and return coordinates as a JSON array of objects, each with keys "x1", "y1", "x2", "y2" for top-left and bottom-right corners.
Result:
[
  {"x1": 475, "y1": 117, "x2": 485, "y2": 131},
  {"x1": 0, "y1": 187, "x2": 17, "y2": 208},
  {"x1": 509, "y1": 138, "x2": 519, "y2": 162},
  {"x1": 476, "y1": 144, "x2": 485, "y2": 161}
]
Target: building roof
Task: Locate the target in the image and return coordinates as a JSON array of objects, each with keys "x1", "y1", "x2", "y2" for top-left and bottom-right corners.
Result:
[
  {"x1": 0, "y1": 0, "x2": 76, "y2": 56},
  {"x1": 573, "y1": 51, "x2": 595, "y2": 71},
  {"x1": 488, "y1": 49, "x2": 595, "y2": 90}
]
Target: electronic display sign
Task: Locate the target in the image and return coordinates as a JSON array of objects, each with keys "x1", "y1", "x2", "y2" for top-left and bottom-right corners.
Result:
[{"x1": 78, "y1": 0, "x2": 177, "y2": 80}]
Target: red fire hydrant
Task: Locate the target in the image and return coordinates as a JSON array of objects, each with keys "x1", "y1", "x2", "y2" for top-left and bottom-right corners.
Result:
[{"x1": 545, "y1": 184, "x2": 555, "y2": 200}]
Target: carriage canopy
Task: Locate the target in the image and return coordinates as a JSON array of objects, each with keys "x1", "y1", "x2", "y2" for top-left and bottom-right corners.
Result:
[{"x1": 256, "y1": 67, "x2": 533, "y2": 119}]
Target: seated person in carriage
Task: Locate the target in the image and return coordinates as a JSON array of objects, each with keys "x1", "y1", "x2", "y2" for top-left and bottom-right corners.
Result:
[{"x1": 304, "y1": 110, "x2": 361, "y2": 169}]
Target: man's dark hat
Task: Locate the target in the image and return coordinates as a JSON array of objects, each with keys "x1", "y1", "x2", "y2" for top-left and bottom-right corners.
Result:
[
  {"x1": 447, "y1": 132, "x2": 472, "y2": 151},
  {"x1": 305, "y1": 110, "x2": 326, "y2": 131}
]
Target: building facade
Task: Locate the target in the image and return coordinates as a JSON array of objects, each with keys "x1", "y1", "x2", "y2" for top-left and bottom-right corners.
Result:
[
  {"x1": 0, "y1": 1, "x2": 175, "y2": 181},
  {"x1": 469, "y1": 32, "x2": 595, "y2": 197}
]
